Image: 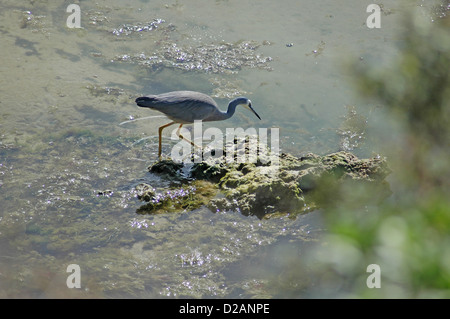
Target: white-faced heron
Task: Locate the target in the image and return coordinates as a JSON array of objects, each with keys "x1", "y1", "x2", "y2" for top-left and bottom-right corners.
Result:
[{"x1": 135, "y1": 90, "x2": 261, "y2": 158}]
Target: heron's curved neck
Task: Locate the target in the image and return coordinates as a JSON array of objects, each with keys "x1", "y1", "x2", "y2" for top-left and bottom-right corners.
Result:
[
  {"x1": 222, "y1": 99, "x2": 241, "y2": 120},
  {"x1": 207, "y1": 98, "x2": 244, "y2": 122}
]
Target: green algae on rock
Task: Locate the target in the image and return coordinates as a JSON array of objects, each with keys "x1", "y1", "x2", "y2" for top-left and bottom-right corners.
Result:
[
  {"x1": 136, "y1": 180, "x2": 218, "y2": 215},
  {"x1": 208, "y1": 151, "x2": 389, "y2": 218},
  {"x1": 139, "y1": 149, "x2": 390, "y2": 218}
]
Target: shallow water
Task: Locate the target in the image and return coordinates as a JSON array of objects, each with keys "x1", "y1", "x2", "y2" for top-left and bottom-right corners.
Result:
[{"x1": 0, "y1": 0, "x2": 437, "y2": 298}]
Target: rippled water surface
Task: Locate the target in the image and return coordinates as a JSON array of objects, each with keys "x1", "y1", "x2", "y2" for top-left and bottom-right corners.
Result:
[{"x1": 0, "y1": 0, "x2": 434, "y2": 298}]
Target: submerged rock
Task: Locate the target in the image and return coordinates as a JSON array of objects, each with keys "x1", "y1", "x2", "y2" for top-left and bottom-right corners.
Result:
[
  {"x1": 137, "y1": 145, "x2": 391, "y2": 218},
  {"x1": 110, "y1": 19, "x2": 168, "y2": 37},
  {"x1": 114, "y1": 40, "x2": 273, "y2": 74},
  {"x1": 337, "y1": 105, "x2": 367, "y2": 151}
]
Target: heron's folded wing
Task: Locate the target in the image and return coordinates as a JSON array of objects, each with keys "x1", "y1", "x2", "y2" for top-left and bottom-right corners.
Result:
[{"x1": 153, "y1": 100, "x2": 217, "y2": 123}]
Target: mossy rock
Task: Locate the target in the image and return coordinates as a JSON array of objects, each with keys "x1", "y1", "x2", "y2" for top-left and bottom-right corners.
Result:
[
  {"x1": 136, "y1": 180, "x2": 217, "y2": 215},
  {"x1": 142, "y1": 150, "x2": 390, "y2": 218}
]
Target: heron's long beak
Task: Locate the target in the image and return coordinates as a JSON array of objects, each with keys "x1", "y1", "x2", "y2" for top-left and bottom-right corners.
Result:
[{"x1": 247, "y1": 103, "x2": 261, "y2": 120}]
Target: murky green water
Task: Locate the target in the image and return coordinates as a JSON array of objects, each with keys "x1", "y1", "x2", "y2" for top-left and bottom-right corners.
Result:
[{"x1": 0, "y1": 0, "x2": 438, "y2": 298}]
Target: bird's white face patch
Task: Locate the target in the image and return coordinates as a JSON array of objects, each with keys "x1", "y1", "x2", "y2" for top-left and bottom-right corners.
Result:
[{"x1": 241, "y1": 100, "x2": 252, "y2": 110}]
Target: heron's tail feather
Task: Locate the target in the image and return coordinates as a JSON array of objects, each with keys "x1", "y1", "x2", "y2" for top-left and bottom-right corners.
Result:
[{"x1": 135, "y1": 96, "x2": 158, "y2": 108}]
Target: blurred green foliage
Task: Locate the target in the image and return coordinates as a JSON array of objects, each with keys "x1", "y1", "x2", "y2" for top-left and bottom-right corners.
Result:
[{"x1": 314, "y1": 6, "x2": 450, "y2": 297}]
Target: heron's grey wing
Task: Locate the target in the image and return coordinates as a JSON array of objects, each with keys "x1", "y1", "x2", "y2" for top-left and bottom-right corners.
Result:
[
  {"x1": 150, "y1": 91, "x2": 218, "y2": 123},
  {"x1": 154, "y1": 91, "x2": 216, "y2": 105},
  {"x1": 159, "y1": 101, "x2": 217, "y2": 123}
]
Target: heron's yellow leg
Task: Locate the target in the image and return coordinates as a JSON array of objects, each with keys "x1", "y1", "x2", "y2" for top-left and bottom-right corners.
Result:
[
  {"x1": 176, "y1": 124, "x2": 201, "y2": 149},
  {"x1": 158, "y1": 121, "x2": 176, "y2": 159}
]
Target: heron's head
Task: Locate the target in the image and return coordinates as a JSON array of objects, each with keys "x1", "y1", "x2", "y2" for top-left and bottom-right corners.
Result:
[{"x1": 234, "y1": 97, "x2": 261, "y2": 120}]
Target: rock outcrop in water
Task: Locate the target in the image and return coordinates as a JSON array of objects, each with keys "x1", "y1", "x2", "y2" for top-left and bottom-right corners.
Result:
[{"x1": 136, "y1": 146, "x2": 391, "y2": 218}]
